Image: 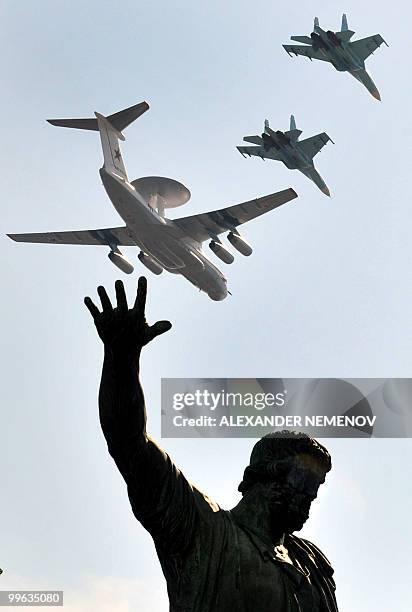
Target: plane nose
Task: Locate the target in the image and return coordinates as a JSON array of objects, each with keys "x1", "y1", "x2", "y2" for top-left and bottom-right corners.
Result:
[
  {"x1": 371, "y1": 88, "x2": 381, "y2": 101},
  {"x1": 208, "y1": 289, "x2": 227, "y2": 301},
  {"x1": 321, "y1": 185, "x2": 331, "y2": 197},
  {"x1": 208, "y1": 278, "x2": 228, "y2": 301}
]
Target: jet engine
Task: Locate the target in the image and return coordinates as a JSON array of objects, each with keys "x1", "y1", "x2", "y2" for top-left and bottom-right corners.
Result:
[
  {"x1": 262, "y1": 133, "x2": 279, "y2": 151},
  {"x1": 209, "y1": 240, "x2": 234, "y2": 264},
  {"x1": 138, "y1": 251, "x2": 163, "y2": 275},
  {"x1": 310, "y1": 32, "x2": 327, "y2": 51},
  {"x1": 276, "y1": 131, "x2": 290, "y2": 145},
  {"x1": 108, "y1": 250, "x2": 134, "y2": 274},
  {"x1": 326, "y1": 31, "x2": 341, "y2": 46},
  {"x1": 227, "y1": 232, "x2": 253, "y2": 256}
]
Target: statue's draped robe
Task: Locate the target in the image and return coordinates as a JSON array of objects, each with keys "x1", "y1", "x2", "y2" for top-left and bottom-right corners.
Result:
[{"x1": 109, "y1": 436, "x2": 338, "y2": 612}]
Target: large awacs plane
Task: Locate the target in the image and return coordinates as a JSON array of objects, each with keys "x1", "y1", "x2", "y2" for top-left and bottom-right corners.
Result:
[
  {"x1": 283, "y1": 14, "x2": 388, "y2": 100},
  {"x1": 237, "y1": 115, "x2": 332, "y2": 196},
  {"x1": 7, "y1": 102, "x2": 297, "y2": 301}
]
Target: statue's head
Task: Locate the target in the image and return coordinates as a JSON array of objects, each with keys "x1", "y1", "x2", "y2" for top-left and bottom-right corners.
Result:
[{"x1": 238, "y1": 431, "x2": 331, "y2": 534}]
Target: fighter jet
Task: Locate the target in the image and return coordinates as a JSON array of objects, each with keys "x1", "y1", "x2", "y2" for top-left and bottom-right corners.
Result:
[
  {"x1": 7, "y1": 102, "x2": 298, "y2": 301},
  {"x1": 237, "y1": 115, "x2": 332, "y2": 196},
  {"x1": 283, "y1": 14, "x2": 388, "y2": 100}
]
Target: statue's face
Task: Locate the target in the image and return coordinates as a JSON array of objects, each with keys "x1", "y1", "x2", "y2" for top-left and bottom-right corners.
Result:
[{"x1": 267, "y1": 453, "x2": 327, "y2": 534}]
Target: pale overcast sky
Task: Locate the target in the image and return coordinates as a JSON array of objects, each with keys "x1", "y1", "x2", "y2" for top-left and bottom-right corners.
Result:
[{"x1": 1, "y1": 1, "x2": 411, "y2": 610}]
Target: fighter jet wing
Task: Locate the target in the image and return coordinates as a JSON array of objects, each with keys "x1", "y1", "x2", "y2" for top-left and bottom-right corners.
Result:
[
  {"x1": 297, "y1": 133, "x2": 332, "y2": 158},
  {"x1": 349, "y1": 35, "x2": 387, "y2": 62},
  {"x1": 237, "y1": 145, "x2": 281, "y2": 161},
  {"x1": 8, "y1": 226, "x2": 136, "y2": 246},
  {"x1": 173, "y1": 189, "x2": 297, "y2": 244},
  {"x1": 283, "y1": 44, "x2": 330, "y2": 62}
]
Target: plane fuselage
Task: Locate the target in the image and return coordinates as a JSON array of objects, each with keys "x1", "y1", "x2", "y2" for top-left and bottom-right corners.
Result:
[
  {"x1": 100, "y1": 168, "x2": 228, "y2": 301},
  {"x1": 263, "y1": 132, "x2": 312, "y2": 170},
  {"x1": 312, "y1": 26, "x2": 363, "y2": 71}
]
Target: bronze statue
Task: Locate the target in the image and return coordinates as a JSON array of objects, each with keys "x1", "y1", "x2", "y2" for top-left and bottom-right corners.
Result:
[{"x1": 85, "y1": 278, "x2": 339, "y2": 611}]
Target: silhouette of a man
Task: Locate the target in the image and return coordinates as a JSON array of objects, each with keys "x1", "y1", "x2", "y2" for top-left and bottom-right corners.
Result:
[{"x1": 85, "y1": 278, "x2": 338, "y2": 611}]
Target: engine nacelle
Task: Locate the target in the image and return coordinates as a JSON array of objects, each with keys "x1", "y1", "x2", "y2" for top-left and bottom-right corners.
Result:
[
  {"x1": 209, "y1": 240, "x2": 234, "y2": 264},
  {"x1": 108, "y1": 251, "x2": 134, "y2": 274},
  {"x1": 311, "y1": 32, "x2": 327, "y2": 50},
  {"x1": 138, "y1": 251, "x2": 163, "y2": 275},
  {"x1": 326, "y1": 30, "x2": 341, "y2": 46},
  {"x1": 227, "y1": 232, "x2": 253, "y2": 256}
]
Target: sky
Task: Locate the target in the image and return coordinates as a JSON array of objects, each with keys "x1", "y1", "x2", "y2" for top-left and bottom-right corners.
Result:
[{"x1": 1, "y1": 0, "x2": 412, "y2": 610}]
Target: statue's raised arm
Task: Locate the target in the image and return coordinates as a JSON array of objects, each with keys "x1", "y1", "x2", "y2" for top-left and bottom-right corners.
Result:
[
  {"x1": 85, "y1": 278, "x2": 198, "y2": 554},
  {"x1": 84, "y1": 277, "x2": 171, "y2": 445}
]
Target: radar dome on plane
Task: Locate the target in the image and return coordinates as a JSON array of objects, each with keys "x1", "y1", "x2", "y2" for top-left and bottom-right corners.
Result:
[{"x1": 131, "y1": 176, "x2": 191, "y2": 216}]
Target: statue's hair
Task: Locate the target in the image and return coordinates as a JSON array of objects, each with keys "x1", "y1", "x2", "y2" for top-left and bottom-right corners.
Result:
[{"x1": 238, "y1": 430, "x2": 332, "y2": 494}]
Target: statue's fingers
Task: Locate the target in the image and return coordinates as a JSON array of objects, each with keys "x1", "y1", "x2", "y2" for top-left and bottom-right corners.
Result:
[
  {"x1": 97, "y1": 285, "x2": 113, "y2": 312},
  {"x1": 115, "y1": 279, "x2": 128, "y2": 312},
  {"x1": 84, "y1": 296, "x2": 100, "y2": 320},
  {"x1": 133, "y1": 276, "x2": 147, "y2": 315},
  {"x1": 147, "y1": 320, "x2": 172, "y2": 341}
]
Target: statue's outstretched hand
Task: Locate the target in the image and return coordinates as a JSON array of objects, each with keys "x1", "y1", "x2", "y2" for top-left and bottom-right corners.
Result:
[{"x1": 84, "y1": 277, "x2": 172, "y2": 359}]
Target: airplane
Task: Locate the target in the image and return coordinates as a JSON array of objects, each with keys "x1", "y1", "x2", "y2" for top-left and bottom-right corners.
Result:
[
  {"x1": 7, "y1": 102, "x2": 298, "y2": 301},
  {"x1": 283, "y1": 14, "x2": 388, "y2": 100},
  {"x1": 237, "y1": 115, "x2": 333, "y2": 196}
]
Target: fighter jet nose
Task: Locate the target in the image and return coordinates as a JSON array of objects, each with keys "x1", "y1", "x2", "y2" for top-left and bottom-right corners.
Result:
[
  {"x1": 371, "y1": 89, "x2": 381, "y2": 101},
  {"x1": 321, "y1": 185, "x2": 331, "y2": 197}
]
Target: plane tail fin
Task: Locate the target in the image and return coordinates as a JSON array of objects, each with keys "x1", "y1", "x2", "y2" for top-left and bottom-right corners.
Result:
[
  {"x1": 314, "y1": 17, "x2": 320, "y2": 29},
  {"x1": 338, "y1": 13, "x2": 355, "y2": 42},
  {"x1": 264, "y1": 118, "x2": 270, "y2": 131},
  {"x1": 284, "y1": 115, "x2": 302, "y2": 141},
  {"x1": 47, "y1": 101, "x2": 149, "y2": 180}
]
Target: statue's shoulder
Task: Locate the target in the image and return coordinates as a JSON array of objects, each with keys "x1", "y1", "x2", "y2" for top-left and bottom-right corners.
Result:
[
  {"x1": 192, "y1": 484, "x2": 221, "y2": 516},
  {"x1": 286, "y1": 534, "x2": 335, "y2": 580}
]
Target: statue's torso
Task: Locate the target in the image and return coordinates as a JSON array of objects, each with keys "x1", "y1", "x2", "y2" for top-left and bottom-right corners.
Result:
[
  {"x1": 155, "y1": 490, "x2": 337, "y2": 612},
  {"x1": 120, "y1": 439, "x2": 337, "y2": 612}
]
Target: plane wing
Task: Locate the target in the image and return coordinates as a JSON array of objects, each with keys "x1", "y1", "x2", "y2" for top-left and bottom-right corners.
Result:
[
  {"x1": 283, "y1": 44, "x2": 330, "y2": 62},
  {"x1": 173, "y1": 189, "x2": 297, "y2": 244},
  {"x1": 8, "y1": 226, "x2": 136, "y2": 246},
  {"x1": 349, "y1": 35, "x2": 387, "y2": 62},
  {"x1": 297, "y1": 133, "x2": 332, "y2": 158},
  {"x1": 237, "y1": 145, "x2": 281, "y2": 161}
]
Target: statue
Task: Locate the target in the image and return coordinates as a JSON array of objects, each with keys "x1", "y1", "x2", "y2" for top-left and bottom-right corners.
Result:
[{"x1": 85, "y1": 278, "x2": 339, "y2": 611}]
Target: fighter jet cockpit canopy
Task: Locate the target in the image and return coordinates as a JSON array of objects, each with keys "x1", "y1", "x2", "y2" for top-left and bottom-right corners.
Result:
[{"x1": 131, "y1": 176, "x2": 191, "y2": 217}]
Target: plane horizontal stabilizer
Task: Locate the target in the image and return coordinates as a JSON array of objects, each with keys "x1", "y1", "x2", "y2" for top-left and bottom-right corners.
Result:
[
  {"x1": 47, "y1": 101, "x2": 149, "y2": 132},
  {"x1": 243, "y1": 135, "x2": 263, "y2": 145},
  {"x1": 290, "y1": 35, "x2": 313, "y2": 44}
]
